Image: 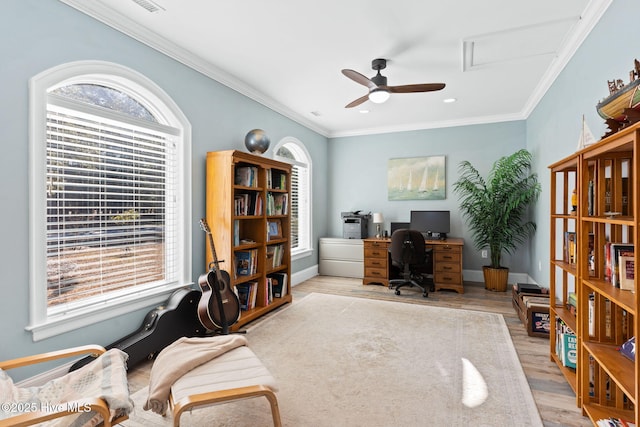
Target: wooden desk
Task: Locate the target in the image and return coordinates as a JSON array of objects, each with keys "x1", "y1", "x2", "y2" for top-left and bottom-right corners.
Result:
[
  {"x1": 363, "y1": 238, "x2": 391, "y2": 286},
  {"x1": 362, "y1": 237, "x2": 465, "y2": 293}
]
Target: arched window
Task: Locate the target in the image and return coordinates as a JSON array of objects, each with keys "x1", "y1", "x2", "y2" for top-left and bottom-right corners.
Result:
[
  {"x1": 274, "y1": 138, "x2": 312, "y2": 258},
  {"x1": 29, "y1": 61, "x2": 192, "y2": 340}
]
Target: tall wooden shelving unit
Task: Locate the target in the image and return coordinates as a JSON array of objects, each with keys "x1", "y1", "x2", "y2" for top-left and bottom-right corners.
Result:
[
  {"x1": 549, "y1": 155, "x2": 580, "y2": 400},
  {"x1": 206, "y1": 150, "x2": 292, "y2": 330},
  {"x1": 550, "y1": 123, "x2": 639, "y2": 426}
]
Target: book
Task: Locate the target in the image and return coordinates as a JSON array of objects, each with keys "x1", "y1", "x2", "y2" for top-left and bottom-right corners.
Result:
[
  {"x1": 564, "y1": 232, "x2": 576, "y2": 264},
  {"x1": 611, "y1": 243, "x2": 634, "y2": 287},
  {"x1": 236, "y1": 283, "x2": 251, "y2": 310},
  {"x1": 235, "y1": 249, "x2": 257, "y2": 276},
  {"x1": 236, "y1": 282, "x2": 258, "y2": 310},
  {"x1": 561, "y1": 333, "x2": 577, "y2": 369},
  {"x1": 619, "y1": 254, "x2": 635, "y2": 292},
  {"x1": 268, "y1": 273, "x2": 288, "y2": 298},
  {"x1": 234, "y1": 166, "x2": 258, "y2": 187}
]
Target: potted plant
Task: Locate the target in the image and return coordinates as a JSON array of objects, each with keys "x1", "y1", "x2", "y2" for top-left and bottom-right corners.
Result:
[{"x1": 453, "y1": 149, "x2": 541, "y2": 291}]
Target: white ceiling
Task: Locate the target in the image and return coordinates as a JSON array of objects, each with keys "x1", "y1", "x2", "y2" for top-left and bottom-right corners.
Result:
[{"x1": 61, "y1": 0, "x2": 611, "y2": 138}]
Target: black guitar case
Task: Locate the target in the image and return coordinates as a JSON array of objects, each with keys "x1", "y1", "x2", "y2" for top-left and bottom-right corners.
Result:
[{"x1": 70, "y1": 287, "x2": 208, "y2": 371}]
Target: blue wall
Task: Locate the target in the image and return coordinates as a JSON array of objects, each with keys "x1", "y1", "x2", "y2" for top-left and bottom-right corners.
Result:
[
  {"x1": 527, "y1": 0, "x2": 640, "y2": 286},
  {"x1": 0, "y1": 0, "x2": 328, "y2": 366},
  {"x1": 328, "y1": 121, "x2": 527, "y2": 272},
  {"x1": 1, "y1": 0, "x2": 637, "y2": 365}
]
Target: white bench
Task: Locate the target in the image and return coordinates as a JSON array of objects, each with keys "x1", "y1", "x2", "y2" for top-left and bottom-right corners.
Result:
[{"x1": 168, "y1": 345, "x2": 281, "y2": 427}]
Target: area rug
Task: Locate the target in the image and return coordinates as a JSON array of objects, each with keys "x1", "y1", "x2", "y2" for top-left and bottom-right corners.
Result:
[{"x1": 124, "y1": 293, "x2": 542, "y2": 426}]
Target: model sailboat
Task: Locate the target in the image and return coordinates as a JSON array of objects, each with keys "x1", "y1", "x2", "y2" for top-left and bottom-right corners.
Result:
[{"x1": 576, "y1": 115, "x2": 596, "y2": 150}]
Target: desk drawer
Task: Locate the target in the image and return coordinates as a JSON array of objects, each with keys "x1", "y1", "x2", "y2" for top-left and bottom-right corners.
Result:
[
  {"x1": 435, "y1": 262, "x2": 461, "y2": 274},
  {"x1": 434, "y1": 251, "x2": 461, "y2": 263},
  {"x1": 364, "y1": 266, "x2": 388, "y2": 279},
  {"x1": 435, "y1": 245, "x2": 461, "y2": 254},
  {"x1": 435, "y1": 271, "x2": 462, "y2": 285},
  {"x1": 364, "y1": 247, "x2": 389, "y2": 258},
  {"x1": 365, "y1": 256, "x2": 388, "y2": 269}
]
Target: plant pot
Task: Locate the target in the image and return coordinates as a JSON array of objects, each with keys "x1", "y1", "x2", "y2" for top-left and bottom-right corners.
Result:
[{"x1": 483, "y1": 266, "x2": 509, "y2": 292}]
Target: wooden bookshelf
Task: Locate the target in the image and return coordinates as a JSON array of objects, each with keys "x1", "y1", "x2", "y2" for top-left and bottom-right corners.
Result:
[
  {"x1": 205, "y1": 150, "x2": 292, "y2": 330},
  {"x1": 549, "y1": 154, "x2": 580, "y2": 398},
  {"x1": 549, "y1": 123, "x2": 640, "y2": 426}
]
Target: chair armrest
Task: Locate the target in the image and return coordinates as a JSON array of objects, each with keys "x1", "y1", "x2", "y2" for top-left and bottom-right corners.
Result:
[{"x1": 0, "y1": 345, "x2": 106, "y2": 370}]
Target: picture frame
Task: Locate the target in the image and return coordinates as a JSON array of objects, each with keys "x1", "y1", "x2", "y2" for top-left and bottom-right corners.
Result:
[
  {"x1": 387, "y1": 155, "x2": 446, "y2": 201},
  {"x1": 267, "y1": 219, "x2": 282, "y2": 240}
]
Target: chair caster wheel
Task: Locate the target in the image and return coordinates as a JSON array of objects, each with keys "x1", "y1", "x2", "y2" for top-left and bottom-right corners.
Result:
[
  {"x1": 395, "y1": 290, "x2": 401, "y2": 295},
  {"x1": 422, "y1": 293, "x2": 428, "y2": 298}
]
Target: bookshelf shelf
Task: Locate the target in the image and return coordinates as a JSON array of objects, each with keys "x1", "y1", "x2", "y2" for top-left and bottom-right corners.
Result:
[
  {"x1": 206, "y1": 150, "x2": 292, "y2": 330},
  {"x1": 549, "y1": 122, "x2": 639, "y2": 426}
]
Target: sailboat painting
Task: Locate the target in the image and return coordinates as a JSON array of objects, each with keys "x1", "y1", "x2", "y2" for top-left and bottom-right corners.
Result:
[{"x1": 388, "y1": 156, "x2": 446, "y2": 200}]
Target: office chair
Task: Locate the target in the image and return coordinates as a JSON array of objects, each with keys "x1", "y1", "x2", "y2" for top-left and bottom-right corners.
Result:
[{"x1": 388, "y1": 229, "x2": 433, "y2": 298}]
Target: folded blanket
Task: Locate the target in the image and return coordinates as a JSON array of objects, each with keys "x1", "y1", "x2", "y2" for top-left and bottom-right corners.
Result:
[
  {"x1": 144, "y1": 335, "x2": 248, "y2": 414},
  {"x1": 0, "y1": 348, "x2": 132, "y2": 427}
]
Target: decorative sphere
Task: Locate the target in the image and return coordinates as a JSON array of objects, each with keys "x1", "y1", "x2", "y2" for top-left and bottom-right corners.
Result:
[{"x1": 244, "y1": 129, "x2": 270, "y2": 154}]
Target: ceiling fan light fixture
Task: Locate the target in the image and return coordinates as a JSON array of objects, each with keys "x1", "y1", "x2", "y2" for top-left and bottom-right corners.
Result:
[{"x1": 368, "y1": 88, "x2": 390, "y2": 104}]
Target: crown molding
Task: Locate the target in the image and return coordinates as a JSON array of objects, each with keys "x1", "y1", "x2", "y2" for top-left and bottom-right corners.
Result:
[
  {"x1": 58, "y1": 0, "x2": 331, "y2": 137},
  {"x1": 327, "y1": 112, "x2": 526, "y2": 138},
  {"x1": 521, "y1": 0, "x2": 613, "y2": 118},
  {"x1": 59, "y1": 0, "x2": 611, "y2": 140}
]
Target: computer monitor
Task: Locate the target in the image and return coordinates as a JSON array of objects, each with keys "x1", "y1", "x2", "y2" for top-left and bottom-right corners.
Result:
[
  {"x1": 410, "y1": 210, "x2": 450, "y2": 239},
  {"x1": 390, "y1": 222, "x2": 410, "y2": 235}
]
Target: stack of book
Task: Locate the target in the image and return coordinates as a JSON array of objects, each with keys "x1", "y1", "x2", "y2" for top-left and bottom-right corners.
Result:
[
  {"x1": 234, "y1": 193, "x2": 263, "y2": 216},
  {"x1": 555, "y1": 318, "x2": 577, "y2": 369},
  {"x1": 266, "y1": 244, "x2": 285, "y2": 269},
  {"x1": 266, "y1": 193, "x2": 288, "y2": 215},
  {"x1": 236, "y1": 281, "x2": 258, "y2": 311},
  {"x1": 235, "y1": 166, "x2": 259, "y2": 187},
  {"x1": 567, "y1": 292, "x2": 577, "y2": 316},
  {"x1": 267, "y1": 169, "x2": 286, "y2": 190},
  {"x1": 604, "y1": 242, "x2": 634, "y2": 290},
  {"x1": 235, "y1": 249, "x2": 258, "y2": 277},
  {"x1": 267, "y1": 273, "x2": 288, "y2": 298}
]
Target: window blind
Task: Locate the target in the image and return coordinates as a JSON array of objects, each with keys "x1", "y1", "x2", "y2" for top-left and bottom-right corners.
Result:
[{"x1": 45, "y1": 101, "x2": 178, "y2": 311}]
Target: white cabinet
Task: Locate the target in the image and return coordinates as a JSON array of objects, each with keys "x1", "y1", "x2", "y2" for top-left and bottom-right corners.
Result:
[{"x1": 319, "y1": 237, "x2": 364, "y2": 278}]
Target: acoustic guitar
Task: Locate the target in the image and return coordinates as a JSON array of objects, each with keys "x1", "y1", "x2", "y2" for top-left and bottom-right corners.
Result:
[{"x1": 198, "y1": 218, "x2": 241, "y2": 333}]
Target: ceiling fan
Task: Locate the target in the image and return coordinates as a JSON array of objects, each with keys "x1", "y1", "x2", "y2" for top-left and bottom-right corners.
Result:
[{"x1": 341, "y1": 58, "x2": 445, "y2": 108}]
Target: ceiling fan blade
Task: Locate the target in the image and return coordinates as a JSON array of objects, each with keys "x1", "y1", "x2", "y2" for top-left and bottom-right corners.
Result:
[
  {"x1": 342, "y1": 69, "x2": 377, "y2": 90},
  {"x1": 387, "y1": 83, "x2": 446, "y2": 93},
  {"x1": 345, "y1": 94, "x2": 370, "y2": 108}
]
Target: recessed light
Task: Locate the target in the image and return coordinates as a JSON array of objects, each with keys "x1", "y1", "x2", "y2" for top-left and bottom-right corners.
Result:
[
  {"x1": 359, "y1": 109, "x2": 370, "y2": 114},
  {"x1": 443, "y1": 98, "x2": 457, "y2": 103}
]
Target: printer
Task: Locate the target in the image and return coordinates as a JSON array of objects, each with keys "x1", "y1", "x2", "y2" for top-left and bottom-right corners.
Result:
[{"x1": 341, "y1": 211, "x2": 371, "y2": 239}]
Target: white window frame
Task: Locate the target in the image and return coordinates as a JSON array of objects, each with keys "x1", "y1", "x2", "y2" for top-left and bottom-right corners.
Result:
[
  {"x1": 28, "y1": 61, "x2": 192, "y2": 341},
  {"x1": 273, "y1": 137, "x2": 313, "y2": 260}
]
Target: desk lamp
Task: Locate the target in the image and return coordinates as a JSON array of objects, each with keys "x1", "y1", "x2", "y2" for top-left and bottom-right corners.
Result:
[{"x1": 372, "y1": 212, "x2": 384, "y2": 238}]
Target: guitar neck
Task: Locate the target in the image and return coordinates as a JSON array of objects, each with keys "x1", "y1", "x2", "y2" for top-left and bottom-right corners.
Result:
[{"x1": 207, "y1": 232, "x2": 224, "y2": 281}]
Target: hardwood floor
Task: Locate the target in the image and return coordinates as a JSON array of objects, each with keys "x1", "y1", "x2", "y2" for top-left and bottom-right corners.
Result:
[{"x1": 127, "y1": 276, "x2": 592, "y2": 427}]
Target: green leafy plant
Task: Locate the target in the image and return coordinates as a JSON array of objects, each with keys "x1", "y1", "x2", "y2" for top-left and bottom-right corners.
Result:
[{"x1": 453, "y1": 149, "x2": 541, "y2": 269}]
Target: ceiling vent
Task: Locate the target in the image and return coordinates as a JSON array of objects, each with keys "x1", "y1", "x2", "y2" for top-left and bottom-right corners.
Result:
[
  {"x1": 131, "y1": 0, "x2": 165, "y2": 13},
  {"x1": 462, "y1": 17, "x2": 579, "y2": 71}
]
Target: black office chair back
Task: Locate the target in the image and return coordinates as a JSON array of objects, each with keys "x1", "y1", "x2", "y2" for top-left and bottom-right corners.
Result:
[{"x1": 390, "y1": 229, "x2": 426, "y2": 266}]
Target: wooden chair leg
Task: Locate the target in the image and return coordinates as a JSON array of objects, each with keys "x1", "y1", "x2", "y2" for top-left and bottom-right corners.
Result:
[{"x1": 171, "y1": 385, "x2": 282, "y2": 427}]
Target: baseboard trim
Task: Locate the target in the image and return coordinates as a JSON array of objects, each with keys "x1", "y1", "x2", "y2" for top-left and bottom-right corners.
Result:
[{"x1": 292, "y1": 265, "x2": 319, "y2": 287}]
